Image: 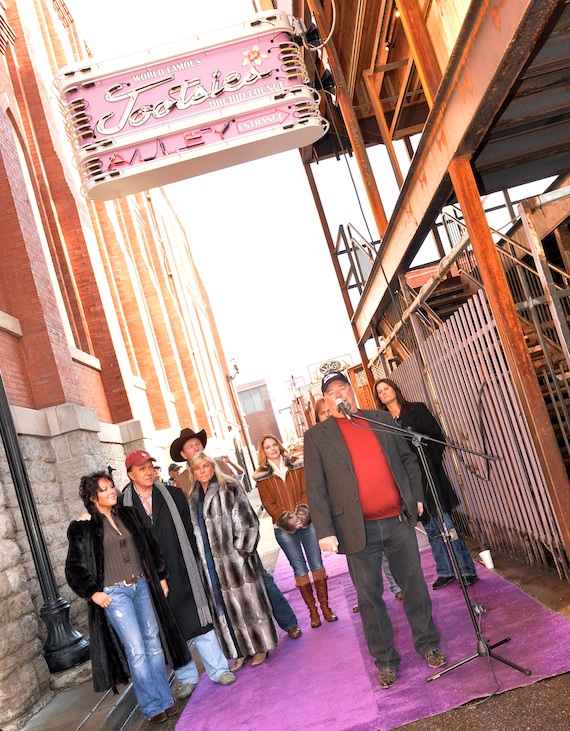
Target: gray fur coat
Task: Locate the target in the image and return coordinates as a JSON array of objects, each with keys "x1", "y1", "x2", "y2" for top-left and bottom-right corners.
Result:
[{"x1": 188, "y1": 478, "x2": 278, "y2": 657}]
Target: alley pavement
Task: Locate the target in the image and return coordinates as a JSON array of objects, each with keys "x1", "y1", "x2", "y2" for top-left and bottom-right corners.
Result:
[{"x1": 19, "y1": 488, "x2": 570, "y2": 731}]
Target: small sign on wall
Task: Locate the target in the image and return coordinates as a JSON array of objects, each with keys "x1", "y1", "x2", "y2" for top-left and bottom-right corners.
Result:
[{"x1": 54, "y1": 10, "x2": 329, "y2": 201}]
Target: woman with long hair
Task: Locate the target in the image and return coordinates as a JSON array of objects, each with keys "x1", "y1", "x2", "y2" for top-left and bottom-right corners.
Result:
[
  {"x1": 186, "y1": 452, "x2": 278, "y2": 668},
  {"x1": 254, "y1": 434, "x2": 338, "y2": 628},
  {"x1": 65, "y1": 471, "x2": 190, "y2": 724},
  {"x1": 375, "y1": 378, "x2": 478, "y2": 589}
]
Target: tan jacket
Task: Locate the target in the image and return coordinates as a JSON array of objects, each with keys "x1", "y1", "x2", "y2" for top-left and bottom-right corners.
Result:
[{"x1": 253, "y1": 457, "x2": 308, "y2": 530}]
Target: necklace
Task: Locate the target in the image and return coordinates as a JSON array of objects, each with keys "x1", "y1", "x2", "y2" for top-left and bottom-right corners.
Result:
[{"x1": 105, "y1": 514, "x2": 122, "y2": 536}]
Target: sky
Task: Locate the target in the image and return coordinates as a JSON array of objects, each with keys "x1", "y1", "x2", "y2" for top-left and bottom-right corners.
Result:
[{"x1": 64, "y1": 0, "x2": 401, "y2": 414}]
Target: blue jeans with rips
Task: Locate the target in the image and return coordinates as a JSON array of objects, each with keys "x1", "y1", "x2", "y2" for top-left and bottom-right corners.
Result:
[
  {"x1": 423, "y1": 512, "x2": 478, "y2": 578},
  {"x1": 274, "y1": 523, "x2": 323, "y2": 577},
  {"x1": 103, "y1": 577, "x2": 173, "y2": 720}
]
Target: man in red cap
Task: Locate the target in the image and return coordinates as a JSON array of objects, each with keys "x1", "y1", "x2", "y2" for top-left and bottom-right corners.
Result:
[
  {"x1": 170, "y1": 428, "x2": 302, "y2": 644},
  {"x1": 122, "y1": 449, "x2": 236, "y2": 699}
]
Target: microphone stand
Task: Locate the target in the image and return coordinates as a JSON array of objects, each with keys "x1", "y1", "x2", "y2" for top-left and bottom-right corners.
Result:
[{"x1": 348, "y1": 409, "x2": 531, "y2": 681}]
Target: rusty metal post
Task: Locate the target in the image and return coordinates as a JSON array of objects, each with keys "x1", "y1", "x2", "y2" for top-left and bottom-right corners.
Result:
[
  {"x1": 305, "y1": 0, "x2": 388, "y2": 237},
  {"x1": 394, "y1": 0, "x2": 442, "y2": 106},
  {"x1": 303, "y1": 162, "x2": 375, "y2": 391},
  {"x1": 449, "y1": 157, "x2": 570, "y2": 554},
  {"x1": 363, "y1": 69, "x2": 404, "y2": 187}
]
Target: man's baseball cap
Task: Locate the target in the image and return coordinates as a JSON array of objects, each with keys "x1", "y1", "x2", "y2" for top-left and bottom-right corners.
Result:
[
  {"x1": 125, "y1": 449, "x2": 156, "y2": 470},
  {"x1": 321, "y1": 371, "x2": 350, "y2": 394},
  {"x1": 168, "y1": 463, "x2": 181, "y2": 472}
]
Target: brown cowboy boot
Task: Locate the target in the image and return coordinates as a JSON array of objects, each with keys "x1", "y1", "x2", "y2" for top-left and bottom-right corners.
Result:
[
  {"x1": 312, "y1": 568, "x2": 338, "y2": 622},
  {"x1": 295, "y1": 574, "x2": 321, "y2": 627}
]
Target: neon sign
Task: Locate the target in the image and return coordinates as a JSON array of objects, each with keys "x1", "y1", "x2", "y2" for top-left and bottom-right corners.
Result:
[{"x1": 55, "y1": 10, "x2": 329, "y2": 200}]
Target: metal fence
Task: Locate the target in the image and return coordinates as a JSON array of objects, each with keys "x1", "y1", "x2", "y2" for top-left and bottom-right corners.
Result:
[{"x1": 389, "y1": 289, "x2": 570, "y2": 580}]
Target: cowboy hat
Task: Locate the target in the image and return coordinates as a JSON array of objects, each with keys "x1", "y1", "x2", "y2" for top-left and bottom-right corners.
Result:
[{"x1": 169, "y1": 428, "x2": 207, "y2": 461}]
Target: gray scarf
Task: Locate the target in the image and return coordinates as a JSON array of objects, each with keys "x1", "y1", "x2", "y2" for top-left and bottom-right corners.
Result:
[{"x1": 123, "y1": 481, "x2": 212, "y2": 627}]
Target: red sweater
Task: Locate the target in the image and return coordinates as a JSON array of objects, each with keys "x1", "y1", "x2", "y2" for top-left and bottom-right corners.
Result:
[{"x1": 338, "y1": 417, "x2": 402, "y2": 520}]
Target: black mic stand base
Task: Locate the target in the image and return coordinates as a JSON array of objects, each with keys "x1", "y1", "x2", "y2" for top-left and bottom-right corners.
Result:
[{"x1": 427, "y1": 636, "x2": 532, "y2": 681}]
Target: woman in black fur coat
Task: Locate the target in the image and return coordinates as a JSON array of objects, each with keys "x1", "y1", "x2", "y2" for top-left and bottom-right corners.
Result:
[{"x1": 65, "y1": 471, "x2": 190, "y2": 724}]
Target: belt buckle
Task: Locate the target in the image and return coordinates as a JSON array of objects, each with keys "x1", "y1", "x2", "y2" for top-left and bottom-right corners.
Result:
[{"x1": 125, "y1": 573, "x2": 143, "y2": 586}]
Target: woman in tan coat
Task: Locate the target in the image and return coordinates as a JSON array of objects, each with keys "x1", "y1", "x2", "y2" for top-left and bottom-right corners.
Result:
[{"x1": 253, "y1": 435, "x2": 337, "y2": 628}]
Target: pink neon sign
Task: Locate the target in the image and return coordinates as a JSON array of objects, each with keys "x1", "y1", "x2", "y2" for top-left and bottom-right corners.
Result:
[{"x1": 55, "y1": 11, "x2": 329, "y2": 200}]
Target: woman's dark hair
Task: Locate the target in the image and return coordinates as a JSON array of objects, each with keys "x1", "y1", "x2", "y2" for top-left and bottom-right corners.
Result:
[
  {"x1": 374, "y1": 378, "x2": 413, "y2": 414},
  {"x1": 79, "y1": 471, "x2": 115, "y2": 513}
]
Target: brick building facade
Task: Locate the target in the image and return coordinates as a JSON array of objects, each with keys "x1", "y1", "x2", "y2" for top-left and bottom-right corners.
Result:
[{"x1": 0, "y1": 2, "x2": 243, "y2": 727}]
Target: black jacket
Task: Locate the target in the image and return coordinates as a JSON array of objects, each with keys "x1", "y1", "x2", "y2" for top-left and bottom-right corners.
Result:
[
  {"x1": 65, "y1": 506, "x2": 191, "y2": 693},
  {"x1": 398, "y1": 402, "x2": 459, "y2": 520}
]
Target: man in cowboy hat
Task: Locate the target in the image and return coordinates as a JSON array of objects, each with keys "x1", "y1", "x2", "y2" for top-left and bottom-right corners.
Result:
[
  {"x1": 170, "y1": 428, "x2": 244, "y2": 483},
  {"x1": 170, "y1": 428, "x2": 302, "y2": 643}
]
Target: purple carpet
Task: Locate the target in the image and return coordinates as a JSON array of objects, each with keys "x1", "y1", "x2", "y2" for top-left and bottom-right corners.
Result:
[{"x1": 176, "y1": 545, "x2": 570, "y2": 731}]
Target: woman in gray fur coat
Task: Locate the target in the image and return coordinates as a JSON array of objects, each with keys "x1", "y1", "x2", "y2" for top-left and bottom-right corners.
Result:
[{"x1": 187, "y1": 452, "x2": 278, "y2": 669}]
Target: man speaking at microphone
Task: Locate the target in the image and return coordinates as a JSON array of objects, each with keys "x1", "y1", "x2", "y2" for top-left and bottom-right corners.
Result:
[{"x1": 304, "y1": 371, "x2": 446, "y2": 689}]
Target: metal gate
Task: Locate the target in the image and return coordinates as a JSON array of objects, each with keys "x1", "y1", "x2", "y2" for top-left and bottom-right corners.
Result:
[{"x1": 389, "y1": 289, "x2": 569, "y2": 579}]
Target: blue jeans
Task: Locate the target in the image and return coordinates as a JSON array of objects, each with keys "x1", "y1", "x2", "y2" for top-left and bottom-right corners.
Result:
[
  {"x1": 174, "y1": 628, "x2": 228, "y2": 684},
  {"x1": 346, "y1": 517, "x2": 440, "y2": 670},
  {"x1": 260, "y1": 561, "x2": 297, "y2": 631},
  {"x1": 103, "y1": 577, "x2": 173, "y2": 719},
  {"x1": 274, "y1": 523, "x2": 323, "y2": 577},
  {"x1": 424, "y1": 512, "x2": 478, "y2": 578}
]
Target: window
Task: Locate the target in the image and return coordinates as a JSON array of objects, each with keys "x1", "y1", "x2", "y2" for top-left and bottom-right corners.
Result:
[{"x1": 239, "y1": 388, "x2": 265, "y2": 415}]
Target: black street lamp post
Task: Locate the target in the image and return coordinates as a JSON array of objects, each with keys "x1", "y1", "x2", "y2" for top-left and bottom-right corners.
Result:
[{"x1": 0, "y1": 371, "x2": 89, "y2": 672}]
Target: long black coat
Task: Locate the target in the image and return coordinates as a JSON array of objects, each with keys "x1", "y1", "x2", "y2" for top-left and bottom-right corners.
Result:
[
  {"x1": 65, "y1": 506, "x2": 191, "y2": 693},
  {"x1": 398, "y1": 402, "x2": 459, "y2": 520},
  {"x1": 120, "y1": 483, "x2": 214, "y2": 641}
]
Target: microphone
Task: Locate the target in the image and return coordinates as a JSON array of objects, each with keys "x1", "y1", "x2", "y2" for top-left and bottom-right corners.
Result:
[{"x1": 335, "y1": 398, "x2": 352, "y2": 421}]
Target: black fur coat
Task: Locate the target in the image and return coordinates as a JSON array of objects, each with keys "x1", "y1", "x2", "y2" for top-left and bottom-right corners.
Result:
[{"x1": 65, "y1": 506, "x2": 191, "y2": 692}]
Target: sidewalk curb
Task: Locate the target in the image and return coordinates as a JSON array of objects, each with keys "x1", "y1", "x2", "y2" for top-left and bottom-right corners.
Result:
[{"x1": 103, "y1": 684, "x2": 139, "y2": 731}]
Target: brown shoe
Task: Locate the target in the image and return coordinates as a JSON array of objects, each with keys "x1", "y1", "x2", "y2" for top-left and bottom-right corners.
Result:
[
  {"x1": 164, "y1": 705, "x2": 178, "y2": 717},
  {"x1": 424, "y1": 648, "x2": 447, "y2": 668},
  {"x1": 296, "y1": 580, "x2": 321, "y2": 627},
  {"x1": 313, "y1": 572, "x2": 338, "y2": 622},
  {"x1": 250, "y1": 652, "x2": 268, "y2": 667},
  {"x1": 149, "y1": 711, "x2": 167, "y2": 724},
  {"x1": 287, "y1": 625, "x2": 302, "y2": 639},
  {"x1": 378, "y1": 667, "x2": 397, "y2": 689},
  {"x1": 231, "y1": 656, "x2": 247, "y2": 671}
]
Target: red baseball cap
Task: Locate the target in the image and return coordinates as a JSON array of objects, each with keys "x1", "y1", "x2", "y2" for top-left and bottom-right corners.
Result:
[{"x1": 125, "y1": 449, "x2": 156, "y2": 470}]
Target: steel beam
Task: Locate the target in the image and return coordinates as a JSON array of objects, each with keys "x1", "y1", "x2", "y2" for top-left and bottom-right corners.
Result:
[
  {"x1": 354, "y1": 0, "x2": 562, "y2": 343},
  {"x1": 306, "y1": 0, "x2": 389, "y2": 237}
]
